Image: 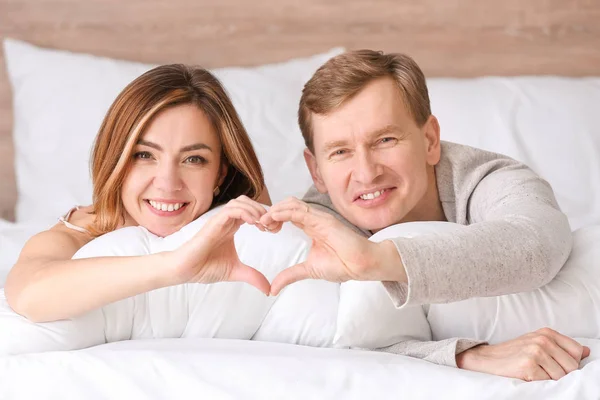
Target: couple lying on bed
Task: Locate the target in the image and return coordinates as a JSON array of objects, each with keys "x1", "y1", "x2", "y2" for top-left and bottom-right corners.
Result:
[{"x1": 4, "y1": 50, "x2": 588, "y2": 381}]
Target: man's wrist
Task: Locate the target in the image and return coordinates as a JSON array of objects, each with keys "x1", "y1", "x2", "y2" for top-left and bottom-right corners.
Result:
[
  {"x1": 372, "y1": 240, "x2": 407, "y2": 283},
  {"x1": 456, "y1": 344, "x2": 485, "y2": 370}
]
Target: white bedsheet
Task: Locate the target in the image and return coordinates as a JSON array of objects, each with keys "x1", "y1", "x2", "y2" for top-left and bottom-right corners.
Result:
[{"x1": 1, "y1": 337, "x2": 599, "y2": 400}]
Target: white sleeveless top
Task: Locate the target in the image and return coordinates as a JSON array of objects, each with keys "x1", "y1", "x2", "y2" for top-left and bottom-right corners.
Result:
[{"x1": 58, "y1": 206, "x2": 90, "y2": 234}]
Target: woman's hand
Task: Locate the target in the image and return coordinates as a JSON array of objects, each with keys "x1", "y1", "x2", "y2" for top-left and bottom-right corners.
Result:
[
  {"x1": 457, "y1": 327, "x2": 591, "y2": 381},
  {"x1": 259, "y1": 197, "x2": 407, "y2": 295},
  {"x1": 167, "y1": 195, "x2": 271, "y2": 295}
]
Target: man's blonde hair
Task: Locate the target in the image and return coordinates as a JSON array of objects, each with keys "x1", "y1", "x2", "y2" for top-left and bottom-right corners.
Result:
[{"x1": 298, "y1": 50, "x2": 431, "y2": 152}]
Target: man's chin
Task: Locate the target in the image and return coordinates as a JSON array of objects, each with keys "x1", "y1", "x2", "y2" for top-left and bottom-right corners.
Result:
[{"x1": 349, "y1": 215, "x2": 398, "y2": 234}]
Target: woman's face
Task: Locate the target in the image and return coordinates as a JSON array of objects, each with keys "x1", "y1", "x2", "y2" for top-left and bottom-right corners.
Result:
[{"x1": 121, "y1": 103, "x2": 226, "y2": 237}]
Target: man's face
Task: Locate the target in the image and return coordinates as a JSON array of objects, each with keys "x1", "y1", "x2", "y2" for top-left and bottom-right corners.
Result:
[{"x1": 305, "y1": 76, "x2": 441, "y2": 232}]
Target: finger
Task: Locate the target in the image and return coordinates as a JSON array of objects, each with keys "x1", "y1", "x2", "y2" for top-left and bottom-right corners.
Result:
[
  {"x1": 258, "y1": 213, "x2": 284, "y2": 233},
  {"x1": 266, "y1": 197, "x2": 313, "y2": 217},
  {"x1": 266, "y1": 208, "x2": 310, "y2": 228},
  {"x1": 546, "y1": 343, "x2": 580, "y2": 376},
  {"x1": 225, "y1": 199, "x2": 266, "y2": 225},
  {"x1": 270, "y1": 263, "x2": 310, "y2": 296},
  {"x1": 524, "y1": 366, "x2": 552, "y2": 382},
  {"x1": 234, "y1": 195, "x2": 269, "y2": 218},
  {"x1": 536, "y1": 343, "x2": 569, "y2": 380},
  {"x1": 228, "y1": 263, "x2": 271, "y2": 296},
  {"x1": 221, "y1": 203, "x2": 264, "y2": 226},
  {"x1": 582, "y1": 346, "x2": 591, "y2": 359},
  {"x1": 538, "y1": 328, "x2": 585, "y2": 363}
]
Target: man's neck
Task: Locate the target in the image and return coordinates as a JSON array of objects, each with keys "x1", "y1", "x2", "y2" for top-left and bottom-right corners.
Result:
[{"x1": 399, "y1": 165, "x2": 446, "y2": 224}]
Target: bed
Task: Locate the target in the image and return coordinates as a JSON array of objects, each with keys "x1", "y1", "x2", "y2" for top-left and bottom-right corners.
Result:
[{"x1": 1, "y1": 1, "x2": 600, "y2": 399}]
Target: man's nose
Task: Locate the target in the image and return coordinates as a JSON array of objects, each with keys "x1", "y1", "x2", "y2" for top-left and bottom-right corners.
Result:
[{"x1": 352, "y1": 148, "x2": 383, "y2": 184}]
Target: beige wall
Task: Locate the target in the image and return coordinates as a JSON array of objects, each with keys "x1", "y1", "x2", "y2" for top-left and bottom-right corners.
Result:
[{"x1": 1, "y1": 0, "x2": 599, "y2": 220}]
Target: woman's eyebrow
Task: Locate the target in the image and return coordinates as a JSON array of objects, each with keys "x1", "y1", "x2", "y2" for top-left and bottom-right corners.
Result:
[{"x1": 137, "y1": 140, "x2": 213, "y2": 153}]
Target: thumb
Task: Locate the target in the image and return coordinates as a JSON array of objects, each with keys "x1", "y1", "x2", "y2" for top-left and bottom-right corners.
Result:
[
  {"x1": 270, "y1": 263, "x2": 310, "y2": 296},
  {"x1": 228, "y1": 263, "x2": 271, "y2": 296},
  {"x1": 582, "y1": 346, "x2": 591, "y2": 360}
]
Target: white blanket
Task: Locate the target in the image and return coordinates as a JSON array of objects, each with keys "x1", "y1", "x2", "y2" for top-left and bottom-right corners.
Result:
[{"x1": 1, "y1": 337, "x2": 599, "y2": 400}]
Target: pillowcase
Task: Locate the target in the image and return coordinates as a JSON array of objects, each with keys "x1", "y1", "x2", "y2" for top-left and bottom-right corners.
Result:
[
  {"x1": 0, "y1": 206, "x2": 340, "y2": 356},
  {"x1": 333, "y1": 222, "x2": 460, "y2": 349},
  {"x1": 3, "y1": 38, "x2": 344, "y2": 225},
  {"x1": 427, "y1": 77, "x2": 600, "y2": 230},
  {"x1": 335, "y1": 222, "x2": 600, "y2": 349}
]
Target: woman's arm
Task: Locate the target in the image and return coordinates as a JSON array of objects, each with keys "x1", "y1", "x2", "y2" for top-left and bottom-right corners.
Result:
[
  {"x1": 5, "y1": 197, "x2": 270, "y2": 323},
  {"x1": 5, "y1": 223, "x2": 172, "y2": 323}
]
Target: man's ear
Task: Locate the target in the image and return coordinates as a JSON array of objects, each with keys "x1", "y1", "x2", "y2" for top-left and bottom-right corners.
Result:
[
  {"x1": 423, "y1": 115, "x2": 441, "y2": 166},
  {"x1": 303, "y1": 148, "x2": 328, "y2": 193}
]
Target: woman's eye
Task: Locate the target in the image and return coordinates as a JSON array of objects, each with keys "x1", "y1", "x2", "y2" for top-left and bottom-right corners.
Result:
[
  {"x1": 133, "y1": 151, "x2": 152, "y2": 160},
  {"x1": 185, "y1": 155, "x2": 206, "y2": 164}
]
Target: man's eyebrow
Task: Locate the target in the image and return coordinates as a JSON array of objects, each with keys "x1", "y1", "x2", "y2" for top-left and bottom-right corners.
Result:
[
  {"x1": 321, "y1": 140, "x2": 349, "y2": 155},
  {"x1": 137, "y1": 140, "x2": 213, "y2": 153},
  {"x1": 369, "y1": 124, "x2": 404, "y2": 138},
  {"x1": 321, "y1": 125, "x2": 406, "y2": 154}
]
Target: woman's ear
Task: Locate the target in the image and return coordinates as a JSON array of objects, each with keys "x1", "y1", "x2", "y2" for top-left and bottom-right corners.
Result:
[{"x1": 218, "y1": 162, "x2": 228, "y2": 186}]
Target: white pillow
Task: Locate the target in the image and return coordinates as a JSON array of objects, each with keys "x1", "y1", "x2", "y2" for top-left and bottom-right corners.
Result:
[
  {"x1": 333, "y1": 222, "x2": 458, "y2": 349},
  {"x1": 3, "y1": 38, "x2": 344, "y2": 225},
  {"x1": 0, "y1": 206, "x2": 340, "y2": 356},
  {"x1": 427, "y1": 77, "x2": 600, "y2": 230},
  {"x1": 336, "y1": 222, "x2": 600, "y2": 348}
]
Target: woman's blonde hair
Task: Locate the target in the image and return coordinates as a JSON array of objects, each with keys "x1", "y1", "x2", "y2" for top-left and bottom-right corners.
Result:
[
  {"x1": 299, "y1": 50, "x2": 431, "y2": 153},
  {"x1": 89, "y1": 64, "x2": 265, "y2": 236}
]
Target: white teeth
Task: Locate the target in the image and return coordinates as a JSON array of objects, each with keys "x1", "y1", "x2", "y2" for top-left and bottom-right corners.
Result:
[
  {"x1": 148, "y1": 201, "x2": 185, "y2": 212},
  {"x1": 360, "y1": 189, "x2": 385, "y2": 200}
]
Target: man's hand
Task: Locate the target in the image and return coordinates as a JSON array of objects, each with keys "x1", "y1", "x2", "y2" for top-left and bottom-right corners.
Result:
[
  {"x1": 259, "y1": 197, "x2": 407, "y2": 295},
  {"x1": 457, "y1": 327, "x2": 591, "y2": 381}
]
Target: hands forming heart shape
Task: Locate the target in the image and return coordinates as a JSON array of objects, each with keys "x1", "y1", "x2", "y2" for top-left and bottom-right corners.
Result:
[{"x1": 168, "y1": 196, "x2": 405, "y2": 296}]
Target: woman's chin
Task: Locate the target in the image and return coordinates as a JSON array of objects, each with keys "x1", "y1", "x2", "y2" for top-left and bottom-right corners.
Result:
[{"x1": 143, "y1": 223, "x2": 183, "y2": 238}]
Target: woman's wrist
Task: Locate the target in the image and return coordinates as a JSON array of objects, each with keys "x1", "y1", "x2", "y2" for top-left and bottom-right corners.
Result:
[{"x1": 148, "y1": 251, "x2": 180, "y2": 288}]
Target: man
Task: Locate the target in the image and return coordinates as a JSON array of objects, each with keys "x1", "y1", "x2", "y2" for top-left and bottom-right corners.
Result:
[{"x1": 260, "y1": 50, "x2": 589, "y2": 381}]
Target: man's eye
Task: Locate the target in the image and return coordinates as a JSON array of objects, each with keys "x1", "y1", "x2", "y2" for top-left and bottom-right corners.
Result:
[
  {"x1": 334, "y1": 149, "x2": 346, "y2": 156},
  {"x1": 133, "y1": 151, "x2": 152, "y2": 160},
  {"x1": 380, "y1": 137, "x2": 396, "y2": 144},
  {"x1": 185, "y1": 155, "x2": 207, "y2": 164}
]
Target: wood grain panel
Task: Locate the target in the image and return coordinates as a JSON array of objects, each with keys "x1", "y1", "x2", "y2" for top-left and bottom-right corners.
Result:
[{"x1": 1, "y1": 0, "x2": 599, "y2": 220}]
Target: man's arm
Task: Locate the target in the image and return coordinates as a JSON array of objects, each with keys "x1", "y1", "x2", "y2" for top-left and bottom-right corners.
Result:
[
  {"x1": 260, "y1": 196, "x2": 586, "y2": 379},
  {"x1": 376, "y1": 337, "x2": 485, "y2": 367},
  {"x1": 384, "y1": 165, "x2": 572, "y2": 307}
]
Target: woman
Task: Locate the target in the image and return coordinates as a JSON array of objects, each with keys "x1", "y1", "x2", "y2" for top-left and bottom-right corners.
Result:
[{"x1": 5, "y1": 64, "x2": 272, "y2": 323}]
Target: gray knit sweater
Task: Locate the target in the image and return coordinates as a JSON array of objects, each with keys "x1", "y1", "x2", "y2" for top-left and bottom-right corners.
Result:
[{"x1": 303, "y1": 141, "x2": 573, "y2": 367}]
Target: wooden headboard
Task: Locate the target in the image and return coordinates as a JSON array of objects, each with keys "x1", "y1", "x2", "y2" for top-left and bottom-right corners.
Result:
[{"x1": 1, "y1": 0, "x2": 599, "y2": 221}]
